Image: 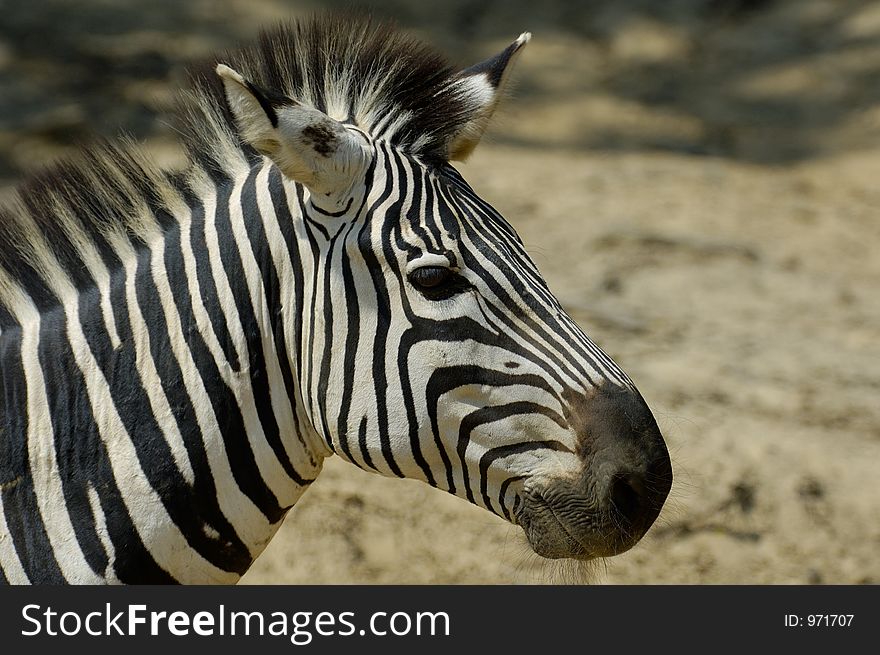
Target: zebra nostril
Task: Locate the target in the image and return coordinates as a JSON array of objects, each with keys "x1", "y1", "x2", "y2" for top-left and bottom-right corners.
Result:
[{"x1": 608, "y1": 473, "x2": 647, "y2": 527}]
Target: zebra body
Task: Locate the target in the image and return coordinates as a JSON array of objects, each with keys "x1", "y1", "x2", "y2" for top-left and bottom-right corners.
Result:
[{"x1": 0, "y1": 16, "x2": 672, "y2": 584}]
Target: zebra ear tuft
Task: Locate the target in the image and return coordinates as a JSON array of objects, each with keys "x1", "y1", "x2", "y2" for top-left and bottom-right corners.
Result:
[
  {"x1": 216, "y1": 64, "x2": 368, "y2": 196},
  {"x1": 216, "y1": 64, "x2": 286, "y2": 154},
  {"x1": 446, "y1": 32, "x2": 531, "y2": 162}
]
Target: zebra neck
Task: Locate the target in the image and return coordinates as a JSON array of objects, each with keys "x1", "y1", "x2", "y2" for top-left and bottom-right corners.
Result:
[{"x1": 181, "y1": 159, "x2": 328, "y2": 491}]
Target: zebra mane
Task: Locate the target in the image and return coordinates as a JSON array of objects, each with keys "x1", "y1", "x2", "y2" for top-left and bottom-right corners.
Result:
[
  {"x1": 0, "y1": 14, "x2": 474, "y2": 317},
  {"x1": 182, "y1": 13, "x2": 477, "y2": 168}
]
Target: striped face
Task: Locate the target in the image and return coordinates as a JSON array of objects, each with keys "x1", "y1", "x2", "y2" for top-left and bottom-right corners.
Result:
[
  {"x1": 291, "y1": 137, "x2": 672, "y2": 560},
  {"x1": 218, "y1": 26, "x2": 672, "y2": 561}
]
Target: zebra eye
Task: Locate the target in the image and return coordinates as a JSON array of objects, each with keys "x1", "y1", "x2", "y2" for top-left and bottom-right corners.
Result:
[{"x1": 408, "y1": 266, "x2": 453, "y2": 290}]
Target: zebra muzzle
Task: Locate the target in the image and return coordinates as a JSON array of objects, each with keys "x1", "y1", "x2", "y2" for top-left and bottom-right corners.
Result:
[{"x1": 517, "y1": 388, "x2": 673, "y2": 560}]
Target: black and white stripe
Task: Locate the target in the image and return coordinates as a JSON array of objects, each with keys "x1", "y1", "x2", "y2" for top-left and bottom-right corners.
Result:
[{"x1": 0, "y1": 14, "x2": 670, "y2": 584}]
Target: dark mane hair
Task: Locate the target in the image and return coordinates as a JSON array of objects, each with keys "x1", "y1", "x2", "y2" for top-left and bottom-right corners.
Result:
[
  {"x1": 183, "y1": 13, "x2": 475, "y2": 168},
  {"x1": 0, "y1": 14, "x2": 473, "y2": 317}
]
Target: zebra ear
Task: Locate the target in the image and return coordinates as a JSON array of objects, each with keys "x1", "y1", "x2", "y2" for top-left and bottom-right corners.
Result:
[
  {"x1": 216, "y1": 64, "x2": 368, "y2": 196},
  {"x1": 446, "y1": 32, "x2": 531, "y2": 162}
]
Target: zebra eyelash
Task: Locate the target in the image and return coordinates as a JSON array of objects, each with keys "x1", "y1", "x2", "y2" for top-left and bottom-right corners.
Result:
[{"x1": 407, "y1": 265, "x2": 473, "y2": 300}]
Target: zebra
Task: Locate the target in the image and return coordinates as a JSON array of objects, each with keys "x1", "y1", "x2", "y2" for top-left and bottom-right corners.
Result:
[{"x1": 0, "y1": 14, "x2": 672, "y2": 584}]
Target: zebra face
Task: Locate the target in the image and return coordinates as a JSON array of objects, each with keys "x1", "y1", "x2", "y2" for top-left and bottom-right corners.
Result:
[
  {"x1": 338, "y1": 144, "x2": 673, "y2": 561},
  {"x1": 218, "y1": 28, "x2": 672, "y2": 563}
]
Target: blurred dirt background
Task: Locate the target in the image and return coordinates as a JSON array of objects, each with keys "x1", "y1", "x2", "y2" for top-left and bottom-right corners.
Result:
[{"x1": 1, "y1": 0, "x2": 878, "y2": 584}]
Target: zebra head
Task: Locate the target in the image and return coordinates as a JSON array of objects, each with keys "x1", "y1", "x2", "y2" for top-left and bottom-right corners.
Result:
[{"x1": 215, "y1": 19, "x2": 672, "y2": 562}]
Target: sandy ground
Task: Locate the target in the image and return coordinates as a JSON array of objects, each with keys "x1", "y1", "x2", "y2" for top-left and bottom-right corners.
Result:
[{"x1": 1, "y1": 0, "x2": 878, "y2": 584}]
